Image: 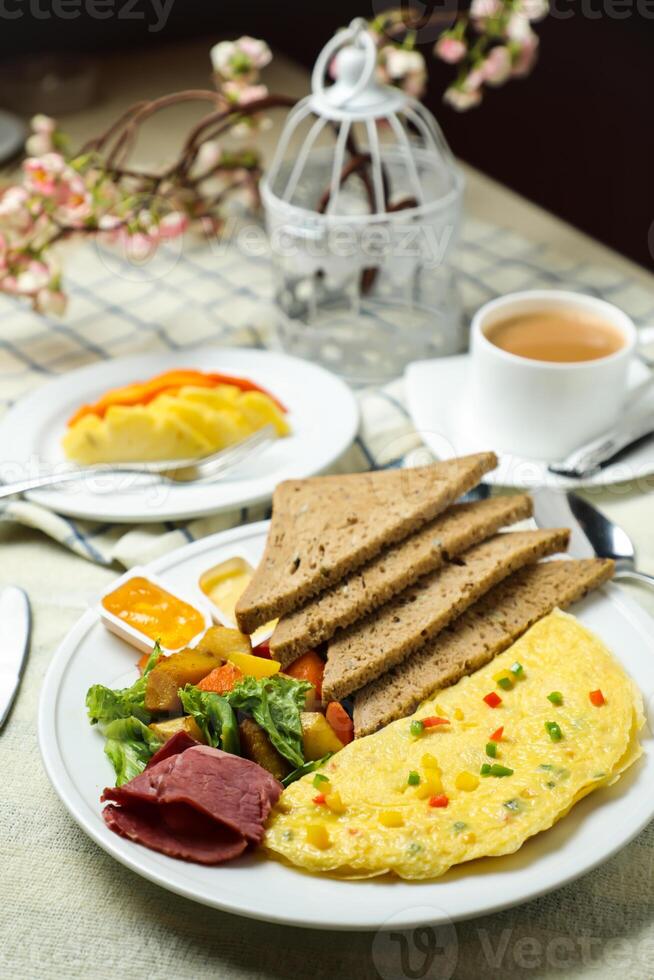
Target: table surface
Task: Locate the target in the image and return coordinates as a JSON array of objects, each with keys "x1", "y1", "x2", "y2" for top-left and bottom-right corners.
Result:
[{"x1": 2, "y1": 39, "x2": 654, "y2": 980}]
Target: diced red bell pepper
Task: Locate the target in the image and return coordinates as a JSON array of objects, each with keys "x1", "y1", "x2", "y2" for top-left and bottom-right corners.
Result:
[
  {"x1": 483, "y1": 692, "x2": 502, "y2": 708},
  {"x1": 312, "y1": 793, "x2": 326, "y2": 805},
  {"x1": 429, "y1": 794, "x2": 449, "y2": 808},
  {"x1": 252, "y1": 642, "x2": 272, "y2": 660},
  {"x1": 589, "y1": 689, "x2": 605, "y2": 707},
  {"x1": 422, "y1": 715, "x2": 450, "y2": 728},
  {"x1": 490, "y1": 726, "x2": 504, "y2": 742}
]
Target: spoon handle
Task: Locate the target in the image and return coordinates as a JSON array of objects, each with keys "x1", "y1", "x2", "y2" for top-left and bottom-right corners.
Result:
[{"x1": 614, "y1": 568, "x2": 654, "y2": 590}]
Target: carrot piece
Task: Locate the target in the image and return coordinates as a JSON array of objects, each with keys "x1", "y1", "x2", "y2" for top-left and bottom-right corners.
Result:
[
  {"x1": 196, "y1": 662, "x2": 244, "y2": 694},
  {"x1": 285, "y1": 651, "x2": 325, "y2": 700},
  {"x1": 326, "y1": 701, "x2": 354, "y2": 745},
  {"x1": 136, "y1": 651, "x2": 151, "y2": 675}
]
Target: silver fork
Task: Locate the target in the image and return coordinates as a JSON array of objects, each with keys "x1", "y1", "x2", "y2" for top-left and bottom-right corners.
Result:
[{"x1": 0, "y1": 424, "x2": 276, "y2": 499}]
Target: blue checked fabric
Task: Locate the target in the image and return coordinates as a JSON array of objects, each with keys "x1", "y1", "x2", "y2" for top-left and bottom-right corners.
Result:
[{"x1": 1, "y1": 217, "x2": 653, "y2": 567}]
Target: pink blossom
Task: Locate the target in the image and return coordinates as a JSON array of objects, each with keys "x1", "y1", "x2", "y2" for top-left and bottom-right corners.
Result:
[
  {"x1": 35, "y1": 287, "x2": 67, "y2": 316},
  {"x1": 506, "y1": 13, "x2": 533, "y2": 42},
  {"x1": 0, "y1": 186, "x2": 31, "y2": 231},
  {"x1": 224, "y1": 81, "x2": 269, "y2": 105},
  {"x1": 511, "y1": 31, "x2": 539, "y2": 76},
  {"x1": 23, "y1": 153, "x2": 66, "y2": 196},
  {"x1": 30, "y1": 114, "x2": 56, "y2": 134},
  {"x1": 384, "y1": 47, "x2": 426, "y2": 80},
  {"x1": 0, "y1": 275, "x2": 19, "y2": 294},
  {"x1": 98, "y1": 214, "x2": 122, "y2": 231},
  {"x1": 521, "y1": 0, "x2": 549, "y2": 21},
  {"x1": 434, "y1": 36, "x2": 467, "y2": 65},
  {"x1": 25, "y1": 132, "x2": 53, "y2": 157},
  {"x1": 470, "y1": 0, "x2": 503, "y2": 21},
  {"x1": 159, "y1": 211, "x2": 189, "y2": 239},
  {"x1": 236, "y1": 36, "x2": 272, "y2": 70},
  {"x1": 193, "y1": 139, "x2": 222, "y2": 175},
  {"x1": 483, "y1": 45, "x2": 512, "y2": 86},
  {"x1": 444, "y1": 80, "x2": 483, "y2": 110},
  {"x1": 15, "y1": 259, "x2": 51, "y2": 294},
  {"x1": 0, "y1": 234, "x2": 7, "y2": 270},
  {"x1": 210, "y1": 36, "x2": 271, "y2": 80},
  {"x1": 123, "y1": 231, "x2": 157, "y2": 262}
]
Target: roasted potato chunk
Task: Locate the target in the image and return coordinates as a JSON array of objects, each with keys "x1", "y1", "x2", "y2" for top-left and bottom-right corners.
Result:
[
  {"x1": 145, "y1": 648, "x2": 223, "y2": 713},
  {"x1": 194, "y1": 625, "x2": 252, "y2": 658},
  {"x1": 238, "y1": 717, "x2": 290, "y2": 781},
  {"x1": 149, "y1": 715, "x2": 206, "y2": 744},
  {"x1": 301, "y1": 711, "x2": 345, "y2": 761}
]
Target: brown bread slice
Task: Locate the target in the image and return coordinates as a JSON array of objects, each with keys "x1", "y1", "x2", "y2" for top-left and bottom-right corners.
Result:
[
  {"x1": 269, "y1": 494, "x2": 533, "y2": 665},
  {"x1": 353, "y1": 557, "x2": 614, "y2": 737},
  {"x1": 235, "y1": 452, "x2": 497, "y2": 633},
  {"x1": 323, "y1": 528, "x2": 570, "y2": 701}
]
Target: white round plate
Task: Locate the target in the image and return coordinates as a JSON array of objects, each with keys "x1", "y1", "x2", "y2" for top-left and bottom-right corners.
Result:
[
  {"x1": 39, "y1": 522, "x2": 654, "y2": 930},
  {"x1": 406, "y1": 355, "x2": 654, "y2": 489},
  {"x1": 0, "y1": 348, "x2": 359, "y2": 522}
]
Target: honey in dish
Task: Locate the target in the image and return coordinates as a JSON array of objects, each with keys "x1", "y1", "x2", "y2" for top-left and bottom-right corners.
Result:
[{"x1": 485, "y1": 310, "x2": 624, "y2": 363}]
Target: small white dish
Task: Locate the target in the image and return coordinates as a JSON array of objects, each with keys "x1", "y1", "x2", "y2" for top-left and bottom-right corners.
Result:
[
  {"x1": 99, "y1": 567, "x2": 212, "y2": 655},
  {"x1": 39, "y1": 521, "x2": 654, "y2": 930},
  {"x1": 406, "y1": 354, "x2": 654, "y2": 489},
  {"x1": 0, "y1": 347, "x2": 359, "y2": 523}
]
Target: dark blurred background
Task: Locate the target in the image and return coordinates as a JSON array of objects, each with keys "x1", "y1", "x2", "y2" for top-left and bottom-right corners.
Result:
[{"x1": 1, "y1": 1, "x2": 653, "y2": 269}]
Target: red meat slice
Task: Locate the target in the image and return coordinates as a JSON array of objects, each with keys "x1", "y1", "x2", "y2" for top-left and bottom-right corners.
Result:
[
  {"x1": 146, "y1": 730, "x2": 198, "y2": 768},
  {"x1": 101, "y1": 745, "x2": 282, "y2": 865}
]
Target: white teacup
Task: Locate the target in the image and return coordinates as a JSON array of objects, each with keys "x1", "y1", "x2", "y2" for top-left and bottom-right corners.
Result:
[{"x1": 469, "y1": 290, "x2": 639, "y2": 461}]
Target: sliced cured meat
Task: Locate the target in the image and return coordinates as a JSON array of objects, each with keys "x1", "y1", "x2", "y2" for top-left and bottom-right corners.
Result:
[
  {"x1": 101, "y1": 745, "x2": 282, "y2": 865},
  {"x1": 103, "y1": 801, "x2": 248, "y2": 865},
  {"x1": 145, "y1": 730, "x2": 198, "y2": 768}
]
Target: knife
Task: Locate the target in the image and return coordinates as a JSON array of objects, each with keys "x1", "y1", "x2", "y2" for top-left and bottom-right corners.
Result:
[{"x1": 0, "y1": 587, "x2": 31, "y2": 728}]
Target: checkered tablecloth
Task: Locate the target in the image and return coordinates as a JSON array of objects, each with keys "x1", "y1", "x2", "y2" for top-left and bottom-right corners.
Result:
[{"x1": 1, "y1": 217, "x2": 653, "y2": 567}]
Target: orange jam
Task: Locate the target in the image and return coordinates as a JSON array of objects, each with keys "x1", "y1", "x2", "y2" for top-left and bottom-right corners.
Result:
[{"x1": 102, "y1": 576, "x2": 205, "y2": 650}]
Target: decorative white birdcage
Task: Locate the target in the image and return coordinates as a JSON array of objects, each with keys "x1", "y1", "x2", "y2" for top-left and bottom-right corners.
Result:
[{"x1": 261, "y1": 18, "x2": 465, "y2": 384}]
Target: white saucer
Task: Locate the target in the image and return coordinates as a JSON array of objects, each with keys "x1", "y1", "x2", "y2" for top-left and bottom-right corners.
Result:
[{"x1": 406, "y1": 354, "x2": 654, "y2": 489}]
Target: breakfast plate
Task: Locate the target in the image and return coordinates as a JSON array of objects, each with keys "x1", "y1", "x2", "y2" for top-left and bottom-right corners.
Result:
[
  {"x1": 39, "y1": 520, "x2": 654, "y2": 930},
  {"x1": 0, "y1": 348, "x2": 359, "y2": 523},
  {"x1": 406, "y1": 355, "x2": 654, "y2": 489}
]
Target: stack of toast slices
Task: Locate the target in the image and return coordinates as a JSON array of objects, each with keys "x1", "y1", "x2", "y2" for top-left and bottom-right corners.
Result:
[{"x1": 235, "y1": 453, "x2": 614, "y2": 737}]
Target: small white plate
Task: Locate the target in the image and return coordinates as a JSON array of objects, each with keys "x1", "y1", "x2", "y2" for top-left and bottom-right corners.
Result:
[
  {"x1": 39, "y1": 522, "x2": 654, "y2": 930},
  {"x1": 0, "y1": 347, "x2": 359, "y2": 522},
  {"x1": 406, "y1": 354, "x2": 654, "y2": 489}
]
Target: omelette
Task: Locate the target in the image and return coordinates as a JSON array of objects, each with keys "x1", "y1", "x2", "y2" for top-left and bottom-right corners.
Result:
[{"x1": 265, "y1": 610, "x2": 644, "y2": 879}]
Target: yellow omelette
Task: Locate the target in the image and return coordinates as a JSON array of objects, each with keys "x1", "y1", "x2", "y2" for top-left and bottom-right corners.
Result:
[{"x1": 265, "y1": 610, "x2": 644, "y2": 879}]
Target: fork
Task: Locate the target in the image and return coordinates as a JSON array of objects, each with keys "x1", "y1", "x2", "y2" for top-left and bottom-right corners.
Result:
[{"x1": 0, "y1": 424, "x2": 276, "y2": 499}]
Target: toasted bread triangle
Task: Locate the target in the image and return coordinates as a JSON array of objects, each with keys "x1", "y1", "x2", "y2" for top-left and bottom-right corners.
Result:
[
  {"x1": 235, "y1": 452, "x2": 497, "y2": 633},
  {"x1": 353, "y1": 558, "x2": 615, "y2": 736}
]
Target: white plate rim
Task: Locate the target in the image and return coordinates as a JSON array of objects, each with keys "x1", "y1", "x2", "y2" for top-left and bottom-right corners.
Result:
[
  {"x1": 405, "y1": 355, "x2": 654, "y2": 489},
  {"x1": 0, "y1": 347, "x2": 359, "y2": 523},
  {"x1": 38, "y1": 521, "x2": 654, "y2": 931}
]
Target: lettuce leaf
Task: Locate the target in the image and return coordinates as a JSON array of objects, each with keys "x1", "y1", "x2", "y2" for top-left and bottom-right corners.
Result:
[
  {"x1": 86, "y1": 644, "x2": 164, "y2": 785},
  {"x1": 103, "y1": 716, "x2": 163, "y2": 786},
  {"x1": 86, "y1": 643, "x2": 162, "y2": 726},
  {"x1": 225, "y1": 675, "x2": 311, "y2": 768},
  {"x1": 179, "y1": 686, "x2": 240, "y2": 755}
]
